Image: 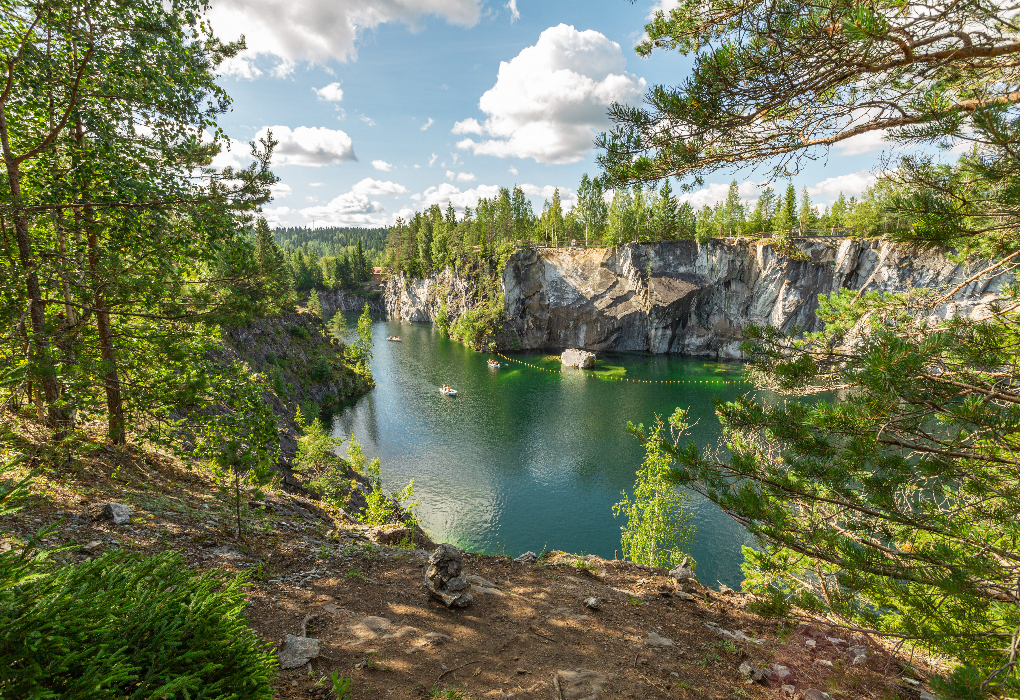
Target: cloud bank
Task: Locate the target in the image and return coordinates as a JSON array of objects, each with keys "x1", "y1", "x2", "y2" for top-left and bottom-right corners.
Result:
[
  {"x1": 256, "y1": 125, "x2": 356, "y2": 166},
  {"x1": 454, "y1": 24, "x2": 646, "y2": 164},
  {"x1": 210, "y1": 0, "x2": 483, "y2": 76}
]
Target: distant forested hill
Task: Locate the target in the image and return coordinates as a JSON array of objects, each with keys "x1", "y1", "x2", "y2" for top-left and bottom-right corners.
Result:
[{"x1": 273, "y1": 227, "x2": 388, "y2": 259}]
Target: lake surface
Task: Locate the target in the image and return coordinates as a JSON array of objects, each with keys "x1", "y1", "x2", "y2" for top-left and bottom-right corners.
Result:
[{"x1": 327, "y1": 315, "x2": 760, "y2": 588}]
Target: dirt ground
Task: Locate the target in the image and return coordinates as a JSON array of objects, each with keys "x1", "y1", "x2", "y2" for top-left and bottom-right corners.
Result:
[{"x1": 0, "y1": 420, "x2": 941, "y2": 700}]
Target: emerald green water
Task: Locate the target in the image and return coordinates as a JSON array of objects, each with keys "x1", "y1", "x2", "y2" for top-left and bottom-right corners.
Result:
[{"x1": 328, "y1": 316, "x2": 759, "y2": 588}]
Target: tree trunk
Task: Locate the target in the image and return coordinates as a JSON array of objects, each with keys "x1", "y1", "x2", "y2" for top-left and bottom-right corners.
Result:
[
  {"x1": 87, "y1": 228, "x2": 126, "y2": 444},
  {"x1": 1, "y1": 141, "x2": 69, "y2": 432}
]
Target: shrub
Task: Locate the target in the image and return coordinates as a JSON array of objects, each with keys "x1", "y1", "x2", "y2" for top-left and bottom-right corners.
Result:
[
  {"x1": 0, "y1": 461, "x2": 276, "y2": 698},
  {"x1": 269, "y1": 365, "x2": 286, "y2": 398},
  {"x1": 310, "y1": 357, "x2": 332, "y2": 382},
  {"x1": 0, "y1": 550, "x2": 277, "y2": 698},
  {"x1": 287, "y1": 323, "x2": 309, "y2": 340},
  {"x1": 615, "y1": 414, "x2": 695, "y2": 569}
]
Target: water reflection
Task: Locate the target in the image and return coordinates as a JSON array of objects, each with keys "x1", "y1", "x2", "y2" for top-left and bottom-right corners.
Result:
[{"x1": 326, "y1": 314, "x2": 760, "y2": 587}]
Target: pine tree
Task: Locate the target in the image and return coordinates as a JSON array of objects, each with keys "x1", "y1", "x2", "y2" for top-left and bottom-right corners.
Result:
[{"x1": 798, "y1": 187, "x2": 817, "y2": 233}]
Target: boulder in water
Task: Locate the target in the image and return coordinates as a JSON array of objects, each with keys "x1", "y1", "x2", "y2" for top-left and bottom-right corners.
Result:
[{"x1": 561, "y1": 349, "x2": 595, "y2": 369}]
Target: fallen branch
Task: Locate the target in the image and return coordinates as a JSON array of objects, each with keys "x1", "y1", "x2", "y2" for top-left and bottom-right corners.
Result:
[
  {"x1": 529, "y1": 626, "x2": 557, "y2": 643},
  {"x1": 438, "y1": 658, "x2": 483, "y2": 681}
]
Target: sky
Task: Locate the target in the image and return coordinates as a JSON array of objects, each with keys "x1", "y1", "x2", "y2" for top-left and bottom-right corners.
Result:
[{"x1": 205, "y1": 0, "x2": 902, "y2": 228}]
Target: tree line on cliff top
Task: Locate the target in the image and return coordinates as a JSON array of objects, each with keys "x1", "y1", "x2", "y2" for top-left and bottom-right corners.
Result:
[
  {"x1": 383, "y1": 175, "x2": 912, "y2": 279},
  {"x1": 605, "y1": 0, "x2": 1020, "y2": 696}
]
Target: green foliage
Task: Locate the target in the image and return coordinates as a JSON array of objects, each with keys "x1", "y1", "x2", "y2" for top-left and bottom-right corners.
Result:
[
  {"x1": 450, "y1": 294, "x2": 504, "y2": 352},
  {"x1": 346, "y1": 436, "x2": 381, "y2": 485},
  {"x1": 329, "y1": 671, "x2": 354, "y2": 699},
  {"x1": 345, "y1": 304, "x2": 375, "y2": 378},
  {"x1": 201, "y1": 365, "x2": 279, "y2": 539},
  {"x1": 0, "y1": 464, "x2": 276, "y2": 697},
  {"x1": 295, "y1": 417, "x2": 351, "y2": 509},
  {"x1": 269, "y1": 365, "x2": 287, "y2": 398},
  {"x1": 614, "y1": 415, "x2": 695, "y2": 569},
  {"x1": 436, "y1": 301, "x2": 451, "y2": 337},
  {"x1": 288, "y1": 323, "x2": 310, "y2": 340},
  {"x1": 661, "y1": 282, "x2": 1020, "y2": 691},
  {"x1": 362, "y1": 480, "x2": 418, "y2": 527},
  {"x1": 0, "y1": 549, "x2": 277, "y2": 699},
  {"x1": 310, "y1": 357, "x2": 332, "y2": 382},
  {"x1": 308, "y1": 289, "x2": 323, "y2": 317}
]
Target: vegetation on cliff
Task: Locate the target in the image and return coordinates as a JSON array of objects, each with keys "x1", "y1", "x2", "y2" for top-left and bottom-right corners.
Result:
[{"x1": 608, "y1": 0, "x2": 1020, "y2": 694}]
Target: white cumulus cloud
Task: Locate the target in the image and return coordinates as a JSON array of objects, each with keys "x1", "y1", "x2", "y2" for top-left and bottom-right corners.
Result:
[
  {"x1": 270, "y1": 182, "x2": 293, "y2": 199},
  {"x1": 351, "y1": 177, "x2": 408, "y2": 195},
  {"x1": 647, "y1": 0, "x2": 681, "y2": 18},
  {"x1": 421, "y1": 118, "x2": 435, "y2": 131},
  {"x1": 256, "y1": 125, "x2": 356, "y2": 166},
  {"x1": 428, "y1": 153, "x2": 438, "y2": 166},
  {"x1": 455, "y1": 24, "x2": 646, "y2": 164},
  {"x1": 834, "y1": 129, "x2": 890, "y2": 156},
  {"x1": 521, "y1": 183, "x2": 577, "y2": 208},
  {"x1": 676, "y1": 181, "x2": 760, "y2": 209},
  {"x1": 313, "y1": 82, "x2": 344, "y2": 101},
  {"x1": 208, "y1": 0, "x2": 483, "y2": 77},
  {"x1": 807, "y1": 170, "x2": 877, "y2": 200},
  {"x1": 452, "y1": 118, "x2": 484, "y2": 135},
  {"x1": 456, "y1": 172, "x2": 475, "y2": 182},
  {"x1": 508, "y1": 166, "x2": 518, "y2": 175},
  {"x1": 372, "y1": 159, "x2": 394, "y2": 171},
  {"x1": 412, "y1": 183, "x2": 502, "y2": 210},
  {"x1": 300, "y1": 191, "x2": 386, "y2": 226}
]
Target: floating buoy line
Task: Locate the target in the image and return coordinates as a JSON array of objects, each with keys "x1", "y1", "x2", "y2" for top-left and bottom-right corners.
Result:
[{"x1": 494, "y1": 353, "x2": 750, "y2": 386}]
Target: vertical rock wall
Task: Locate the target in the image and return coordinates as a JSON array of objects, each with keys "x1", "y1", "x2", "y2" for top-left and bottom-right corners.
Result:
[{"x1": 384, "y1": 238, "x2": 1009, "y2": 360}]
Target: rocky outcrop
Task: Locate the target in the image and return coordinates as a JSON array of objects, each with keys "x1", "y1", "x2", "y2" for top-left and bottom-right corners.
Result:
[
  {"x1": 219, "y1": 312, "x2": 372, "y2": 478},
  {"x1": 319, "y1": 289, "x2": 385, "y2": 318},
  {"x1": 561, "y1": 348, "x2": 596, "y2": 369},
  {"x1": 502, "y1": 239, "x2": 1010, "y2": 360},
  {"x1": 384, "y1": 268, "x2": 477, "y2": 323}
]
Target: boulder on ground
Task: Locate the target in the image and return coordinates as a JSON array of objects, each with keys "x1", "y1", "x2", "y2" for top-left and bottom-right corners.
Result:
[
  {"x1": 98, "y1": 503, "x2": 131, "y2": 525},
  {"x1": 555, "y1": 669, "x2": 609, "y2": 700},
  {"x1": 278, "y1": 634, "x2": 320, "y2": 669},
  {"x1": 425, "y1": 544, "x2": 474, "y2": 607},
  {"x1": 561, "y1": 349, "x2": 596, "y2": 369},
  {"x1": 514, "y1": 551, "x2": 538, "y2": 563},
  {"x1": 668, "y1": 556, "x2": 697, "y2": 584}
]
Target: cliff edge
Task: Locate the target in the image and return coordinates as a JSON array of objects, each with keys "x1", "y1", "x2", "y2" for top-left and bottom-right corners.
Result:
[{"x1": 501, "y1": 238, "x2": 1007, "y2": 359}]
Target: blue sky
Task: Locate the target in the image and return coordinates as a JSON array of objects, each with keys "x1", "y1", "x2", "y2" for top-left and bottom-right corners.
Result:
[{"x1": 206, "y1": 0, "x2": 895, "y2": 228}]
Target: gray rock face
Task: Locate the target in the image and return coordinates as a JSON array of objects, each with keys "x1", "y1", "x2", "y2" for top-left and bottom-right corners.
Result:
[
  {"x1": 501, "y1": 239, "x2": 1010, "y2": 359},
  {"x1": 514, "y1": 551, "x2": 538, "y2": 563},
  {"x1": 425, "y1": 544, "x2": 474, "y2": 607},
  {"x1": 319, "y1": 289, "x2": 385, "y2": 318},
  {"x1": 384, "y1": 268, "x2": 477, "y2": 323},
  {"x1": 99, "y1": 503, "x2": 131, "y2": 525},
  {"x1": 278, "y1": 634, "x2": 320, "y2": 669},
  {"x1": 561, "y1": 348, "x2": 596, "y2": 369}
]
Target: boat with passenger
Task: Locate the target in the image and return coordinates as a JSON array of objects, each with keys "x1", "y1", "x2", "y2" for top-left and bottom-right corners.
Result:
[
  {"x1": 387, "y1": 336, "x2": 402, "y2": 342},
  {"x1": 486, "y1": 359, "x2": 500, "y2": 369},
  {"x1": 439, "y1": 385, "x2": 457, "y2": 396}
]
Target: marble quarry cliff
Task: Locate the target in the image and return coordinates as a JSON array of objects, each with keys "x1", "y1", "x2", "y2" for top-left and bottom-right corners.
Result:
[{"x1": 387, "y1": 239, "x2": 1009, "y2": 360}]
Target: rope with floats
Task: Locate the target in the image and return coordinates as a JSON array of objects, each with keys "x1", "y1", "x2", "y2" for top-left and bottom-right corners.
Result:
[{"x1": 494, "y1": 352, "x2": 750, "y2": 385}]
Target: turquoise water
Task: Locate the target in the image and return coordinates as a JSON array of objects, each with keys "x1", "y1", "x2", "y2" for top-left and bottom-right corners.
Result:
[{"x1": 327, "y1": 316, "x2": 760, "y2": 588}]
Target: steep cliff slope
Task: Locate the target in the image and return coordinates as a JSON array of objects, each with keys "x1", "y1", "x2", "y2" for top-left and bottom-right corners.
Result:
[{"x1": 502, "y1": 238, "x2": 1008, "y2": 359}]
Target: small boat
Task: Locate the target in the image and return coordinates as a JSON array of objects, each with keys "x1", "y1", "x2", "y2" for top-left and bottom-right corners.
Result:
[
  {"x1": 487, "y1": 359, "x2": 500, "y2": 369},
  {"x1": 439, "y1": 386, "x2": 458, "y2": 396},
  {"x1": 387, "y1": 336, "x2": 402, "y2": 342}
]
